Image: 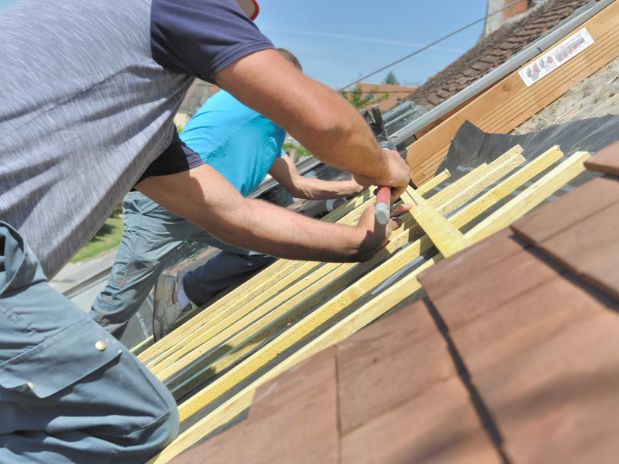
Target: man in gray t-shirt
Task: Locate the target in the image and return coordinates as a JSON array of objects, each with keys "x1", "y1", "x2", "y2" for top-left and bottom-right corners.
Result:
[{"x1": 0, "y1": 0, "x2": 410, "y2": 462}]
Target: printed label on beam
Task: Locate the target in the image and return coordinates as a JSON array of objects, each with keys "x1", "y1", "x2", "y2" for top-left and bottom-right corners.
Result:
[{"x1": 519, "y1": 28, "x2": 594, "y2": 87}]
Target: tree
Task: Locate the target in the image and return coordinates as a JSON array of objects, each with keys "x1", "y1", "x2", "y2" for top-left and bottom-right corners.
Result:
[
  {"x1": 340, "y1": 84, "x2": 389, "y2": 110},
  {"x1": 340, "y1": 84, "x2": 375, "y2": 109},
  {"x1": 383, "y1": 71, "x2": 400, "y2": 85}
]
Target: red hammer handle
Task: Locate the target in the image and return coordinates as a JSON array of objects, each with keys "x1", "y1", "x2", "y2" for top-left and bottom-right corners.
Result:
[{"x1": 375, "y1": 185, "x2": 391, "y2": 225}]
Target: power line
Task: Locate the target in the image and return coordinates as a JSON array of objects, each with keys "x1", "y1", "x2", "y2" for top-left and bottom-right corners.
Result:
[{"x1": 339, "y1": 0, "x2": 527, "y2": 91}]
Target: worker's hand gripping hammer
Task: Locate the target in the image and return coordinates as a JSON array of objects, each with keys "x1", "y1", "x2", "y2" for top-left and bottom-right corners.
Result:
[{"x1": 362, "y1": 106, "x2": 401, "y2": 225}]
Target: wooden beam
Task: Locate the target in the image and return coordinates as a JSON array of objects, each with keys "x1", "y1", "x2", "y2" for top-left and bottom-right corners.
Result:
[
  {"x1": 416, "y1": 168, "x2": 450, "y2": 195},
  {"x1": 130, "y1": 336, "x2": 154, "y2": 355},
  {"x1": 140, "y1": 193, "x2": 376, "y2": 364},
  {"x1": 467, "y1": 150, "x2": 590, "y2": 242},
  {"x1": 449, "y1": 145, "x2": 563, "y2": 225},
  {"x1": 403, "y1": 188, "x2": 471, "y2": 257},
  {"x1": 406, "y1": 1, "x2": 619, "y2": 185},
  {"x1": 402, "y1": 147, "x2": 524, "y2": 257},
  {"x1": 437, "y1": 147, "x2": 524, "y2": 213}
]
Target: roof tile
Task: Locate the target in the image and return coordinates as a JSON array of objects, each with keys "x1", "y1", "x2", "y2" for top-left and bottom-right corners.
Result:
[
  {"x1": 473, "y1": 305, "x2": 619, "y2": 463},
  {"x1": 341, "y1": 377, "x2": 500, "y2": 464},
  {"x1": 337, "y1": 298, "x2": 453, "y2": 434},
  {"x1": 534, "y1": 202, "x2": 619, "y2": 300},
  {"x1": 419, "y1": 230, "x2": 558, "y2": 330},
  {"x1": 419, "y1": 173, "x2": 619, "y2": 463},
  {"x1": 172, "y1": 347, "x2": 339, "y2": 464},
  {"x1": 585, "y1": 140, "x2": 619, "y2": 176},
  {"x1": 511, "y1": 176, "x2": 619, "y2": 249}
]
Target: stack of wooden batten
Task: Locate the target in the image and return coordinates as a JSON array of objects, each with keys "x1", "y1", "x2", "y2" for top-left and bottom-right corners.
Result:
[
  {"x1": 142, "y1": 142, "x2": 592, "y2": 463},
  {"x1": 138, "y1": 2, "x2": 619, "y2": 461}
]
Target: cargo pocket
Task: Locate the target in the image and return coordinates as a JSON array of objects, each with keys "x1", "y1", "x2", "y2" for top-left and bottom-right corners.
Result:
[{"x1": 0, "y1": 318, "x2": 122, "y2": 399}]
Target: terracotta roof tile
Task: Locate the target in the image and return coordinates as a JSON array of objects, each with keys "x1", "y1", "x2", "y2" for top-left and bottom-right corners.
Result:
[
  {"x1": 337, "y1": 298, "x2": 453, "y2": 434},
  {"x1": 336, "y1": 301, "x2": 498, "y2": 463},
  {"x1": 471, "y1": 294, "x2": 619, "y2": 463},
  {"x1": 585, "y1": 139, "x2": 619, "y2": 176},
  {"x1": 341, "y1": 377, "x2": 500, "y2": 464},
  {"x1": 510, "y1": 176, "x2": 619, "y2": 244},
  {"x1": 170, "y1": 421, "x2": 248, "y2": 464},
  {"x1": 450, "y1": 273, "x2": 596, "y2": 374},
  {"x1": 172, "y1": 347, "x2": 339, "y2": 464},
  {"x1": 535, "y1": 202, "x2": 619, "y2": 300},
  {"x1": 512, "y1": 175, "x2": 619, "y2": 301},
  {"x1": 418, "y1": 230, "x2": 559, "y2": 331},
  {"x1": 418, "y1": 174, "x2": 619, "y2": 463}
]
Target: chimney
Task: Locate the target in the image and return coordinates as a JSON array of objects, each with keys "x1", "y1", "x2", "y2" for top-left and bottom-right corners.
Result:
[
  {"x1": 502, "y1": 0, "x2": 530, "y2": 20},
  {"x1": 485, "y1": 0, "x2": 533, "y2": 36}
]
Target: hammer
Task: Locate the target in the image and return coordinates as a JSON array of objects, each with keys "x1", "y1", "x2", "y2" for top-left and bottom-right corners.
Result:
[{"x1": 362, "y1": 106, "x2": 400, "y2": 225}]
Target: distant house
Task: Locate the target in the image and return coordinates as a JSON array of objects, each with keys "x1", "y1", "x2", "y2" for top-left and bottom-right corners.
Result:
[{"x1": 341, "y1": 82, "x2": 417, "y2": 112}]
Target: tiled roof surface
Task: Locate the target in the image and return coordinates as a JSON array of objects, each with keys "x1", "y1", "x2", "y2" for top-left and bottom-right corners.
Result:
[
  {"x1": 410, "y1": 0, "x2": 591, "y2": 109},
  {"x1": 172, "y1": 142, "x2": 619, "y2": 463}
]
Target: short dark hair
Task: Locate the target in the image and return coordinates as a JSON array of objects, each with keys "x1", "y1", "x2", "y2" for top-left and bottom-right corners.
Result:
[{"x1": 276, "y1": 48, "x2": 302, "y2": 71}]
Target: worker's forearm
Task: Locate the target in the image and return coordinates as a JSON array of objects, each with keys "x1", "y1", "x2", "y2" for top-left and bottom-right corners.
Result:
[
  {"x1": 215, "y1": 50, "x2": 404, "y2": 187},
  {"x1": 210, "y1": 197, "x2": 372, "y2": 262},
  {"x1": 292, "y1": 178, "x2": 364, "y2": 200},
  {"x1": 137, "y1": 166, "x2": 391, "y2": 263},
  {"x1": 278, "y1": 82, "x2": 388, "y2": 181}
]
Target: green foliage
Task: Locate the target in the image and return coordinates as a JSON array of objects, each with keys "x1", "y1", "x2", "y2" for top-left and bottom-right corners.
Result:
[
  {"x1": 383, "y1": 71, "x2": 400, "y2": 85},
  {"x1": 340, "y1": 84, "x2": 390, "y2": 109},
  {"x1": 70, "y1": 214, "x2": 124, "y2": 263},
  {"x1": 283, "y1": 141, "x2": 311, "y2": 161},
  {"x1": 341, "y1": 84, "x2": 374, "y2": 109}
]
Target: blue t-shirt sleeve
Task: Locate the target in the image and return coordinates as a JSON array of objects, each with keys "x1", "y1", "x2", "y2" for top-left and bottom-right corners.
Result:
[{"x1": 151, "y1": 0, "x2": 274, "y2": 83}]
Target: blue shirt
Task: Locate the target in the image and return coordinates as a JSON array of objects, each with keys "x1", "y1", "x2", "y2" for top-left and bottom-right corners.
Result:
[{"x1": 180, "y1": 91, "x2": 285, "y2": 197}]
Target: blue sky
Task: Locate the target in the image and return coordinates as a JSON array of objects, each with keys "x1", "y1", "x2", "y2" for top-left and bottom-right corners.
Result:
[
  {"x1": 0, "y1": 0, "x2": 490, "y2": 89},
  {"x1": 256, "y1": 0, "x2": 489, "y2": 89}
]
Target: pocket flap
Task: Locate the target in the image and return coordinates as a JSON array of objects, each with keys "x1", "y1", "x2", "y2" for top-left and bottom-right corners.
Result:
[{"x1": 0, "y1": 319, "x2": 122, "y2": 398}]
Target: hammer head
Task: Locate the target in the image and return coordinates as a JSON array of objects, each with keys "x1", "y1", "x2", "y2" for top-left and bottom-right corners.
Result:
[
  {"x1": 361, "y1": 105, "x2": 409, "y2": 158},
  {"x1": 361, "y1": 105, "x2": 389, "y2": 145}
]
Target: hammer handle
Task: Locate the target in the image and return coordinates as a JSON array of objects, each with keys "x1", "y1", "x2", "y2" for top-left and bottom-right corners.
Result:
[{"x1": 375, "y1": 185, "x2": 391, "y2": 225}]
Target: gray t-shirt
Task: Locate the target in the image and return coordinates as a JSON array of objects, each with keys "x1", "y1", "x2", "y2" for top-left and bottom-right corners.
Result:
[{"x1": 0, "y1": 0, "x2": 273, "y2": 277}]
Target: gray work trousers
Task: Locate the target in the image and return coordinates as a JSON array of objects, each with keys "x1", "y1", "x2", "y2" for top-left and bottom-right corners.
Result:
[
  {"x1": 0, "y1": 222, "x2": 179, "y2": 463},
  {"x1": 90, "y1": 191, "x2": 274, "y2": 338}
]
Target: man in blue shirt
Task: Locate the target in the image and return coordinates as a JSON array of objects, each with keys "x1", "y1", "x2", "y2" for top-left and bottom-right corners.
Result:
[{"x1": 90, "y1": 49, "x2": 364, "y2": 340}]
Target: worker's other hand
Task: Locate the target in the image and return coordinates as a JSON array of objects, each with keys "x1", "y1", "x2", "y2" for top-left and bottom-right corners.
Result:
[
  {"x1": 355, "y1": 202, "x2": 412, "y2": 261},
  {"x1": 344, "y1": 178, "x2": 366, "y2": 196},
  {"x1": 353, "y1": 149, "x2": 410, "y2": 202}
]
